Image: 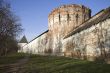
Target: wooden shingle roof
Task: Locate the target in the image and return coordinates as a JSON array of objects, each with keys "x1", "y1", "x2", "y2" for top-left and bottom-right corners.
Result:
[{"x1": 19, "y1": 35, "x2": 28, "y2": 43}]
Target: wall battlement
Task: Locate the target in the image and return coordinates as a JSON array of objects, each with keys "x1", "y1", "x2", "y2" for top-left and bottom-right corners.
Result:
[
  {"x1": 48, "y1": 4, "x2": 91, "y2": 36},
  {"x1": 48, "y1": 4, "x2": 90, "y2": 17}
]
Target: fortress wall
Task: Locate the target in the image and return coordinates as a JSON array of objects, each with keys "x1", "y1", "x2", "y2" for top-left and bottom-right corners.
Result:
[
  {"x1": 62, "y1": 18, "x2": 110, "y2": 60},
  {"x1": 22, "y1": 32, "x2": 50, "y2": 55},
  {"x1": 19, "y1": 4, "x2": 110, "y2": 61}
]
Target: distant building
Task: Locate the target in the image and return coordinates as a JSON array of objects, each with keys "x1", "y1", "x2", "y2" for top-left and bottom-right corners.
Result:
[
  {"x1": 18, "y1": 35, "x2": 28, "y2": 52},
  {"x1": 18, "y1": 4, "x2": 110, "y2": 61}
]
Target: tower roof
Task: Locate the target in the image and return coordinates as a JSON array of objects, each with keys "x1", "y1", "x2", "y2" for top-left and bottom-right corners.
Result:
[{"x1": 19, "y1": 35, "x2": 28, "y2": 43}]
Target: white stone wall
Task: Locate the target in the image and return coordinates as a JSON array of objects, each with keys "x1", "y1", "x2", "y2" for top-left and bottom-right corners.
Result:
[
  {"x1": 62, "y1": 18, "x2": 110, "y2": 59},
  {"x1": 18, "y1": 43, "x2": 27, "y2": 52},
  {"x1": 21, "y1": 32, "x2": 49, "y2": 55}
]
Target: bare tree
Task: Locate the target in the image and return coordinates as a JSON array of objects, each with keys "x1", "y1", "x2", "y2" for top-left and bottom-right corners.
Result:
[{"x1": 0, "y1": 0, "x2": 22, "y2": 56}]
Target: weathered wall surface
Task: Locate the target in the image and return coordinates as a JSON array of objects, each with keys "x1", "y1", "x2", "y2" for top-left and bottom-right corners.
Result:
[
  {"x1": 62, "y1": 18, "x2": 110, "y2": 60},
  {"x1": 21, "y1": 31, "x2": 50, "y2": 55},
  {"x1": 18, "y1": 43, "x2": 27, "y2": 52}
]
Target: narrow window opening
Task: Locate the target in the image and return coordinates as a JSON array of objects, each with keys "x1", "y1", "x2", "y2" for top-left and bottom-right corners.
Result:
[
  {"x1": 67, "y1": 13, "x2": 69, "y2": 21},
  {"x1": 76, "y1": 14, "x2": 79, "y2": 24}
]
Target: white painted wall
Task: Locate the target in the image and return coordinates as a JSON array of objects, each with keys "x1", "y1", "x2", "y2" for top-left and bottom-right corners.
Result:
[
  {"x1": 20, "y1": 32, "x2": 48, "y2": 55},
  {"x1": 62, "y1": 18, "x2": 110, "y2": 59}
]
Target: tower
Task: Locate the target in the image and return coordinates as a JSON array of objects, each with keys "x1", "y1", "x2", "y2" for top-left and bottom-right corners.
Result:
[
  {"x1": 18, "y1": 35, "x2": 28, "y2": 52},
  {"x1": 48, "y1": 4, "x2": 91, "y2": 54}
]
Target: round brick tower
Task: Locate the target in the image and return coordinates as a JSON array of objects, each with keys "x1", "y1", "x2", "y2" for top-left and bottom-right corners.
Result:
[
  {"x1": 48, "y1": 4, "x2": 91, "y2": 36},
  {"x1": 48, "y1": 4, "x2": 91, "y2": 54}
]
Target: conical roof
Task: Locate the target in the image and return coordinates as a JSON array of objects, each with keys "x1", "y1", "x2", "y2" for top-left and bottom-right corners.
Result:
[{"x1": 19, "y1": 35, "x2": 28, "y2": 43}]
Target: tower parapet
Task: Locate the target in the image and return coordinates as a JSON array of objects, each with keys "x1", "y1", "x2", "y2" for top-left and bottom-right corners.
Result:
[{"x1": 48, "y1": 4, "x2": 91, "y2": 36}]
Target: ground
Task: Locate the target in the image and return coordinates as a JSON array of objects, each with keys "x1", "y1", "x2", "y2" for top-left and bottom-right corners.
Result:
[{"x1": 0, "y1": 53, "x2": 110, "y2": 73}]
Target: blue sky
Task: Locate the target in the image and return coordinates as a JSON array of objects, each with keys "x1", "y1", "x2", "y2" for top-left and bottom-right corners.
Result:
[{"x1": 8, "y1": 0, "x2": 110, "y2": 41}]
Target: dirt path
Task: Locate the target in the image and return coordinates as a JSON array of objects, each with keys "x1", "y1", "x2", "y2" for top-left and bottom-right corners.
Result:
[{"x1": 0, "y1": 56, "x2": 29, "y2": 73}]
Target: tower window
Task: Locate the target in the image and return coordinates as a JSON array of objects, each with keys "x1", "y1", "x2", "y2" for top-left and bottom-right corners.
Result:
[
  {"x1": 59, "y1": 13, "x2": 60, "y2": 22},
  {"x1": 67, "y1": 13, "x2": 69, "y2": 21},
  {"x1": 76, "y1": 14, "x2": 79, "y2": 18},
  {"x1": 76, "y1": 14, "x2": 79, "y2": 24}
]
